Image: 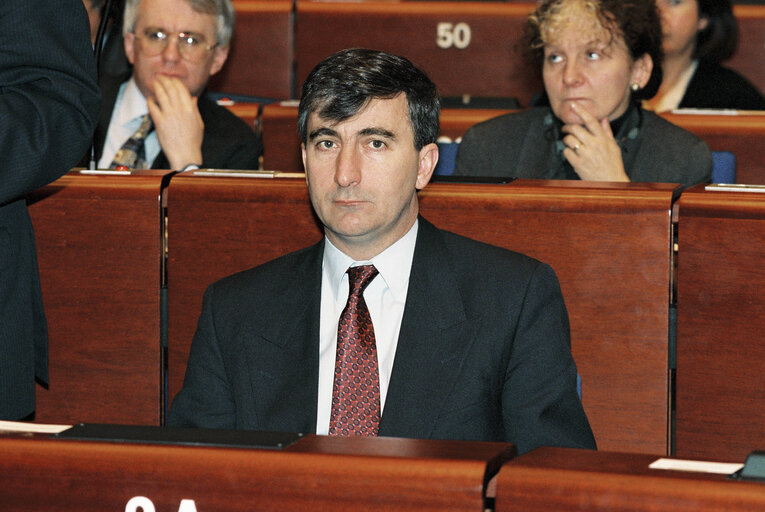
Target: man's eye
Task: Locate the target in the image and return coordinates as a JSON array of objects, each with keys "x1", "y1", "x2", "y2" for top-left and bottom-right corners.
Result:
[
  {"x1": 370, "y1": 140, "x2": 386, "y2": 149},
  {"x1": 587, "y1": 51, "x2": 601, "y2": 60},
  {"x1": 317, "y1": 140, "x2": 334, "y2": 149},
  {"x1": 147, "y1": 30, "x2": 166, "y2": 41},
  {"x1": 546, "y1": 54, "x2": 563, "y2": 64},
  {"x1": 180, "y1": 33, "x2": 201, "y2": 47}
]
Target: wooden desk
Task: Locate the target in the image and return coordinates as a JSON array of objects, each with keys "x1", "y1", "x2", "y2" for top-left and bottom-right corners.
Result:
[
  {"x1": 255, "y1": 102, "x2": 513, "y2": 172},
  {"x1": 729, "y1": 5, "x2": 765, "y2": 98},
  {"x1": 662, "y1": 111, "x2": 765, "y2": 185},
  {"x1": 217, "y1": 2, "x2": 764, "y2": 104},
  {"x1": 0, "y1": 431, "x2": 513, "y2": 511},
  {"x1": 26, "y1": 170, "x2": 172, "y2": 426},
  {"x1": 294, "y1": 1, "x2": 541, "y2": 104},
  {"x1": 258, "y1": 101, "x2": 301, "y2": 171},
  {"x1": 165, "y1": 173, "x2": 322, "y2": 403},
  {"x1": 166, "y1": 177, "x2": 678, "y2": 454},
  {"x1": 251, "y1": 103, "x2": 765, "y2": 183},
  {"x1": 674, "y1": 185, "x2": 765, "y2": 461},
  {"x1": 419, "y1": 179, "x2": 680, "y2": 454},
  {"x1": 207, "y1": 0, "x2": 294, "y2": 99},
  {"x1": 495, "y1": 447, "x2": 765, "y2": 511}
]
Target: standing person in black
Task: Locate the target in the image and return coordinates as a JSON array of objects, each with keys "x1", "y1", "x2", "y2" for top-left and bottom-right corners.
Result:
[{"x1": 0, "y1": 0, "x2": 100, "y2": 420}]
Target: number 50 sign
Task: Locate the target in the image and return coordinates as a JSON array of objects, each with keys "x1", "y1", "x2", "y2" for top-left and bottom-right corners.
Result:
[{"x1": 436, "y1": 22, "x2": 471, "y2": 49}]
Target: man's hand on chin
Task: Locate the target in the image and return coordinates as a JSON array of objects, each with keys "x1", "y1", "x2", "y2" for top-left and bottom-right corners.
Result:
[{"x1": 147, "y1": 75, "x2": 204, "y2": 170}]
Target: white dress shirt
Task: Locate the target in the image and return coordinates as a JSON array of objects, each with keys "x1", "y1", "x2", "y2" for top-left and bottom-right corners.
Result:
[
  {"x1": 98, "y1": 78, "x2": 161, "y2": 169},
  {"x1": 315, "y1": 219, "x2": 418, "y2": 435}
]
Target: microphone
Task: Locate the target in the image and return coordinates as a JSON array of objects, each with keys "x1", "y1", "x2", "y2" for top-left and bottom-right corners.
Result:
[{"x1": 89, "y1": 0, "x2": 115, "y2": 170}]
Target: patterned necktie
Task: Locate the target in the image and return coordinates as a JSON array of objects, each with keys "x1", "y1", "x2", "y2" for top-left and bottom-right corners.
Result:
[
  {"x1": 329, "y1": 265, "x2": 381, "y2": 436},
  {"x1": 110, "y1": 114, "x2": 153, "y2": 170}
]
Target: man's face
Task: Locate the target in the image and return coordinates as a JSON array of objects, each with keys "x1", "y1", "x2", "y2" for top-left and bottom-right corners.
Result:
[
  {"x1": 124, "y1": 0, "x2": 228, "y2": 98},
  {"x1": 302, "y1": 94, "x2": 438, "y2": 260}
]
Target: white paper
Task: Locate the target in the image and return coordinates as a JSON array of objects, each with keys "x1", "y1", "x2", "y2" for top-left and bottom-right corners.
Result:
[
  {"x1": 649, "y1": 457, "x2": 743, "y2": 475},
  {"x1": 0, "y1": 420, "x2": 72, "y2": 434}
]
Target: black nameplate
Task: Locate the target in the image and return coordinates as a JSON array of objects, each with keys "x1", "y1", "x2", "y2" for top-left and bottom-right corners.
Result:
[{"x1": 54, "y1": 423, "x2": 303, "y2": 450}]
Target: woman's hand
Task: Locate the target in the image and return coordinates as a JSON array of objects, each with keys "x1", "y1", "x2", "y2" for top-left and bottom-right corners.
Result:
[{"x1": 561, "y1": 102, "x2": 629, "y2": 182}]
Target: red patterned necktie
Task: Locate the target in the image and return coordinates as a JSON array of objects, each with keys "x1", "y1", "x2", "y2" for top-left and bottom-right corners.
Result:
[{"x1": 329, "y1": 265, "x2": 381, "y2": 436}]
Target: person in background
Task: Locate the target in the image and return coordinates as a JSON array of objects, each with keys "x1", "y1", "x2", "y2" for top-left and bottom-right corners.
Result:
[
  {"x1": 646, "y1": 0, "x2": 765, "y2": 112},
  {"x1": 168, "y1": 48, "x2": 596, "y2": 455},
  {"x1": 84, "y1": 0, "x2": 109, "y2": 44},
  {"x1": 0, "y1": 0, "x2": 100, "y2": 420},
  {"x1": 455, "y1": 0, "x2": 712, "y2": 187},
  {"x1": 91, "y1": 0, "x2": 261, "y2": 172}
]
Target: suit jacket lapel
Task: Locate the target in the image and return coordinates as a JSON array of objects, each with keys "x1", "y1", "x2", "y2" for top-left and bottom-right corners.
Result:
[
  {"x1": 244, "y1": 242, "x2": 324, "y2": 433},
  {"x1": 379, "y1": 218, "x2": 474, "y2": 438}
]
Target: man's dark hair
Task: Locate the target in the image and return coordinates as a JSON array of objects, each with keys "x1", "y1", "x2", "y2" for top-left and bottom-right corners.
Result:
[{"x1": 298, "y1": 48, "x2": 440, "y2": 150}]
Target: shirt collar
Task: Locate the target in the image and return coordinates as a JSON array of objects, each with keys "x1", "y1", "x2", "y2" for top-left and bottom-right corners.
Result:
[
  {"x1": 323, "y1": 218, "x2": 419, "y2": 303},
  {"x1": 115, "y1": 77, "x2": 150, "y2": 128}
]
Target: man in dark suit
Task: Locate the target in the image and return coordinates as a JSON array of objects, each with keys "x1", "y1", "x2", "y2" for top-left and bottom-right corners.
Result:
[
  {"x1": 0, "y1": 0, "x2": 100, "y2": 420},
  {"x1": 169, "y1": 48, "x2": 596, "y2": 454},
  {"x1": 91, "y1": 0, "x2": 260, "y2": 172}
]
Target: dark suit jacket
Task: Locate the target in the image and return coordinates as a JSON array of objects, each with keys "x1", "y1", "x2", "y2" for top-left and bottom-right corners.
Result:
[
  {"x1": 91, "y1": 72, "x2": 262, "y2": 170},
  {"x1": 680, "y1": 60, "x2": 765, "y2": 111},
  {"x1": 169, "y1": 218, "x2": 596, "y2": 454},
  {"x1": 1, "y1": 0, "x2": 100, "y2": 419},
  {"x1": 455, "y1": 107, "x2": 712, "y2": 187}
]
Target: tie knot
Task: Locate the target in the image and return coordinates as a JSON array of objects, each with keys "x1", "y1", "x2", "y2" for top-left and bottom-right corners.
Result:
[{"x1": 347, "y1": 265, "x2": 378, "y2": 296}]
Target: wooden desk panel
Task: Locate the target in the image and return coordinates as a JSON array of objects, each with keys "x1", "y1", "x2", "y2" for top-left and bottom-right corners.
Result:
[
  {"x1": 207, "y1": 1, "x2": 293, "y2": 99},
  {"x1": 419, "y1": 179, "x2": 681, "y2": 454},
  {"x1": 675, "y1": 185, "x2": 765, "y2": 461},
  {"x1": 729, "y1": 6, "x2": 765, "y2": 98},
  {"x1": 259, "y1": 101, "x2": 301, "y2": 171},
  {"x1": 252, "y1": 103, "x2": 765, "y2": 183},
  {"x1": 26, "y1": 170, "x2": 171, "y2": 425},
  {"x1": 662, "y1": 112, "x2": 765, "y2": 185},
  {"x1": 0, "y1": 432, "x2": 512, "y2": 511},
  {"x1": 295, "y1": 1, "x2": 541, "y2": 104},
  {"x1": 495, "y1": 447, "x2": 765, "y2": 511},
  {"x1": 165, "y1": 173, "x2": 322, "y2": 403},
  {"x1": 256, "y1": 102, "x2": 514, "y2": 172}
]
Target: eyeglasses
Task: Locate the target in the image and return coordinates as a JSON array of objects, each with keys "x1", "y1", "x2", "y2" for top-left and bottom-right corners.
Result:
[{"x1": 135, "y1": 27, "x2": 217, "y2": 63}]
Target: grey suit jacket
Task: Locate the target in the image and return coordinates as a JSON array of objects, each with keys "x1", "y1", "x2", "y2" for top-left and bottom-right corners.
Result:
[
  {"x1": 169, "y1": 218, "x2": 596, "y2": 454},
  {"x1": 455, "y1": 107, "x2": 712, "y2": 187}
]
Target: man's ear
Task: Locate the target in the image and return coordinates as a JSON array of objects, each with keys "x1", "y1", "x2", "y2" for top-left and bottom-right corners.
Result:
[
  {"x1": 124, "y1": 31, "x2": 136, "y2": 65},
  {"x1": 208, "y1": 45, "x2": 229, "y2": 77},
  {"x1": 415, "y1": 142, "x2": 438, "y2": 190}
]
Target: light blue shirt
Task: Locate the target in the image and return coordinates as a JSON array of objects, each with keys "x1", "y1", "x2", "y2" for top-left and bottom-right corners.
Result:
[{"x1": 98, "y1": 78, "x2": 161, "y2": 169}]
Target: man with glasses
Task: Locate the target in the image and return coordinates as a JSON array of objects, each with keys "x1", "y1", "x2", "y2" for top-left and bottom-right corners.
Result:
[{"x1": 93, "y1": 0, "x2": 261, "y2": 171}]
